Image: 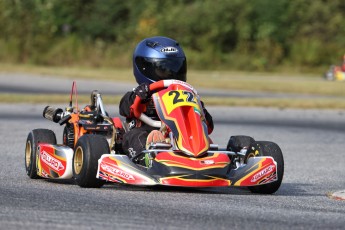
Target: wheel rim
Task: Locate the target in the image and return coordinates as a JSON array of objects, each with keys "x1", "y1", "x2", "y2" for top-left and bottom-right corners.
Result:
[
  {"x1": 74, "y1": 146, "x2": 84, "y2": 174},
  {"x1": 25, "y1": 141, "x2": 32, "y2": 168}
]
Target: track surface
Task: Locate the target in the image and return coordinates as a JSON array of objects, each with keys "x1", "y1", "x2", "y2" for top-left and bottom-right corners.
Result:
[{"x1": 1, "y1": 103, "x2": 345, "y2": 230}]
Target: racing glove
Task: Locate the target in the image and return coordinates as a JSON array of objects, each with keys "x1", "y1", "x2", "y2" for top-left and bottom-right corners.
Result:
[{"x1": 134, "y1": 83, "x2": 151, "y2": 103}]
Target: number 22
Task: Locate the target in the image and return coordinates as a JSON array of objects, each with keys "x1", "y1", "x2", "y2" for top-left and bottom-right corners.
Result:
[{"x1": 169, "y1": 90, "x2": 195, "y2": 104}]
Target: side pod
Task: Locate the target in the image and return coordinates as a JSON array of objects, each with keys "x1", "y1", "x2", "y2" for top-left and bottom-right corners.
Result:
[
  {"x1": 97, "y1": 154, "x2": 158, "y2": 185},
  {"x1": 228, "y1": 157, "x2": 278, "y2": 187},
  {"x1": 37, "y1": 143, "x2": 74, "y2": 179}
]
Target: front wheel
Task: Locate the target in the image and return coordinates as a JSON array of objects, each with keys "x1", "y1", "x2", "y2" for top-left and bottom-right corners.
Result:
[
  {"x1": 25, "y1": 129, "x2": 56, "y2": 179},
  {"x1": 227, "y1": 135, "x2": 255, "y2": 152},
  {"x1": 248, "y1": 141, "x2": 284, "y2": 194},
  {"x1": 73, "y1": 135, "x2": 109, "y2": 188}
]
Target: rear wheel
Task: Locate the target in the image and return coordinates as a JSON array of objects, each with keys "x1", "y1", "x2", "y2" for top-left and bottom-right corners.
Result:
[
  {"x1": 73, "y1": 134, "x2": 109, "y2": 188},
  {"x1": 247, "y1": 141, "x2": 284, "y2": 194},
  {"x1": 25, "y1": 129, "x2": 56, "y2": 179}
]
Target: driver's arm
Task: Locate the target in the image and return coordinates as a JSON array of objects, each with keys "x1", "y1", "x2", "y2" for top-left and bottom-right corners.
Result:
[{"x1": 119, "y1": 83, "x2": 151, "y2": 118}]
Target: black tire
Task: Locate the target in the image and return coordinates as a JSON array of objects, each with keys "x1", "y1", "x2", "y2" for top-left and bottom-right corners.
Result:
[
  {"x1": 248, "y1": 141, "x2": 284, "y2": 194},
  {"x1": 25, "y1": 129, "x2": 57, "y2": 179},
  {"x1": 227, "y1": 135, "x2": 255, "y2": 152},
  {"x1": 73, "y1": 134, "x2": 109, "y2": 188}
]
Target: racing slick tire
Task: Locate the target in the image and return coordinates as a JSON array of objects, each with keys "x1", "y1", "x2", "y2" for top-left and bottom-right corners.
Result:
[
  {"x1": 25, "y1": 129, "x2": 57, "y2": 179},
  {"x1": 227, "y1": 135, "x2": 255, "y2": 152},
  {"x1": 247, "y1": 141, "x2": 284, "y2": 194},
  {"x1": 73, "y1": 134, "x2": 109, "y2": 188}
]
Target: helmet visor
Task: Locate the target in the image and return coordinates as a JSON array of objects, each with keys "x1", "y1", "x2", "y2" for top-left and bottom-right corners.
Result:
[{"x1": 135, "y1": 57, "x2": 187, "y2": 82}]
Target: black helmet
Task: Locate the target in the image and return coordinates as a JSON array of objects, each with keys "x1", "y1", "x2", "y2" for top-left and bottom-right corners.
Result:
[{"x1": 133, "y1": 36, "x2": 187, "y2": 85}]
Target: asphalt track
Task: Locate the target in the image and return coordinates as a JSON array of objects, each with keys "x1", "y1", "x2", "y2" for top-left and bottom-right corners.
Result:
[{"x1": 1, "y1": 74, "x2": 345, "y2": 229}]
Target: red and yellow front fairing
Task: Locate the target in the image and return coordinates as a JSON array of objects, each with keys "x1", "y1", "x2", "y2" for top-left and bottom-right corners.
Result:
[
  {"x1": 96, "y1": 152, "x2": 278, "y2": 187},
  {"x1": 152, "y1": 84, "x2": 209, "y2": 157},
  {"x1": 154, "y1": 151, "x2": 231, "y2": 187},
  {"x1": 97, "y1": 152, "x2": 232, "y2": 187}
]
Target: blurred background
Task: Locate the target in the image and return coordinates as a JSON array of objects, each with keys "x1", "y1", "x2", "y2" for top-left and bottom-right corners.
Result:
[
  {"x1": 1, "y1": 0, "x2": 345, "y2": 109},
  {"x1": 2, "y1": 2, "x2": 345, "y2": 229},
  {"x1": 1, "y1": 0, "x2": 345, "y2": 72}
]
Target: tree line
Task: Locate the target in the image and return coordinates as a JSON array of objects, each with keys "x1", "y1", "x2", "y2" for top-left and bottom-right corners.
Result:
[{"x1": 0, "y1": 0, "x2": 344, "y2": 72}]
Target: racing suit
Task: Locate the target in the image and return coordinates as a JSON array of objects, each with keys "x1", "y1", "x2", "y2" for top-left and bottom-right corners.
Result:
[{"x1": 119, "y1": 89, "x2": 214, "y2": 160}]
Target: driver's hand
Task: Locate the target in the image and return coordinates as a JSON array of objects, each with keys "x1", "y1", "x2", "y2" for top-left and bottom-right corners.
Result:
[{"x1": 134, "y1": 83, "x2": 151, "y2": 102}]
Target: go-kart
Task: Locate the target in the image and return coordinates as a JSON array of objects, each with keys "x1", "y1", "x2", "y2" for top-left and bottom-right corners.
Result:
[
  {"x1": 25, "y1": 80, "x2": 284, "y2": 194},
  {"x1": 324, "y1": 65, "x2": 345, "y2": 81}
]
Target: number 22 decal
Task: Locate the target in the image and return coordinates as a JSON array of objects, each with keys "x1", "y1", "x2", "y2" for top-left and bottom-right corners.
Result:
[{"x1": 169, "y1": 90, "x2": 196, "y2": 104}]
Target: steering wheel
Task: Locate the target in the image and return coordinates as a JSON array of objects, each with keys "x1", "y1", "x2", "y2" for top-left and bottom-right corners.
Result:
[{"x1": 130, "y1": 80, "x2": 195, "y2": 128}]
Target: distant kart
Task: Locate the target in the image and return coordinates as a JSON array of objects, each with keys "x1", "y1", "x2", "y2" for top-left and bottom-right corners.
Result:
[
  {"x1": 324, "y1": 65, "x2": 345, "y2": 81},
  {"x1": 25, "y1": 80, "x2": 284, "y2": 194}
]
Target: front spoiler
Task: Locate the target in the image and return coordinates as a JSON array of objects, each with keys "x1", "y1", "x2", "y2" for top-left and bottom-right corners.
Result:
[{"x1": 97, "y1": 154, "x2": 277, "y2": 187}]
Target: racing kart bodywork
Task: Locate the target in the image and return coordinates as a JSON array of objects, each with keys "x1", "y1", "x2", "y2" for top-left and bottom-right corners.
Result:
[{"x1": 25, "y1": 80, "x2": 284, "y2": 194}]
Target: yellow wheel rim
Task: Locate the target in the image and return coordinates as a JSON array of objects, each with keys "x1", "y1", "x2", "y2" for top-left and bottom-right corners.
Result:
[
  {"x1": 245, "y1": 152, "x2": 256, "y2": 163},
  {"x1": 25, "y1": 141, "x2": 32, "y2": 168},
  {"x1": 74, "y1": 146, "x2": 84, "y2": 174}
]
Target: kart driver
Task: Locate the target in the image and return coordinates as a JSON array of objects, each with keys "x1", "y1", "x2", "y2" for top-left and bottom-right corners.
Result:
[{"x1": 119, "y1": 36, "x2": 214, "y2": 162}]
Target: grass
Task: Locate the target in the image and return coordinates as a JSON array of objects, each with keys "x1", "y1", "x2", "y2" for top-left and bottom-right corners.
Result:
[
  {"x1": 1, "y1": 93, "x2": 345, "y2": 110},
  {"x1": 187, "y1": 71, "x2": 345, "y2": 97},
  {"x1": 1, "y1": 63, "x2": 345, "y2": 109},
  {"x1": 0, "y1": 63, "x2": 133, "y2": 82},
  {"x1": 203, "y1": 97, "x2": 345, "y2": 109},
  {"x1": 0, "y1": 93, "x2": 122, "y2": 105}
]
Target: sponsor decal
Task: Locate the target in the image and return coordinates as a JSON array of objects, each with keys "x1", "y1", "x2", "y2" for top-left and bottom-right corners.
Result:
[
  {"x1": 251, "y1": 165, "x2": 275, "y2": 183},
  {"x1": 100, "y1": 163, "x2": 135, "y2": 180},
  {"x1": 201, "y1": 160, "x2": 215, "y2": 165},
  {"x1": 41, "y1": 151, "x2": 65, "y2": 172},
  {"x1": 161, "y1": 46, "x2": 179, "y2": 54}
]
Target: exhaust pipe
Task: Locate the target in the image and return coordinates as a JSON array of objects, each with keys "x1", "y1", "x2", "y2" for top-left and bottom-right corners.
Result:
[{"x1": 43, "y1": 106, "x2": 63, "y2": 123}]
